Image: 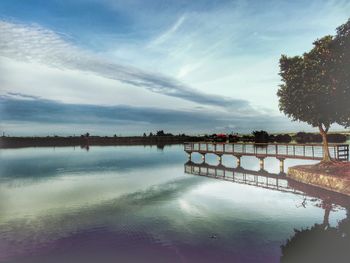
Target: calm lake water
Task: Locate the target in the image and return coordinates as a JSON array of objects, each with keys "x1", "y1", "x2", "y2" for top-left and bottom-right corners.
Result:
[{"x1": 0, "y1": 145, "x2": 349, "y2": 263}]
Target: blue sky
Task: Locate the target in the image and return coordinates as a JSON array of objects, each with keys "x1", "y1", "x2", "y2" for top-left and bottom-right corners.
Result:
[{"x1": 0, "y1": 0, "x2": 349, "y2": 135}]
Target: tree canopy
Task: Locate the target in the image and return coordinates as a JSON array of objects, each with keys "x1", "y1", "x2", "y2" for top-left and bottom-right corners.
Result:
[
  {"x1": 277, "y1": 19, "x2": 350, "y2": 161},
  {"x1": 277, "y1": 19, "x2": 350, "y2": 130}
]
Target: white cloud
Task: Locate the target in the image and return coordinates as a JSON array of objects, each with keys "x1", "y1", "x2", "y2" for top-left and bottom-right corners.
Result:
[
  {"x1": 0, "y1": 57, "x2": 200, "y2": 110},
  {"x1": 0, "y1": 20, "x2": 250, "y2": 112}
]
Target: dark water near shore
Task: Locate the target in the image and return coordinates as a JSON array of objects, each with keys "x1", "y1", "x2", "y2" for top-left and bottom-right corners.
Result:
[{"x1": 0, "y1": 145, "x2": 349, "y2": 263}]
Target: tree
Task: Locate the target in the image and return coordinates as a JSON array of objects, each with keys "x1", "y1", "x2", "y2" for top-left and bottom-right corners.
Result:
[
  {"x1": 156, "y1": 130, "x2": 165, "y2": 136},
  {"x1": 277, "y1": 19, "x2": 350, "y2": 162},
  {"x1": 252, "y1": 130, "x2": 269, "y2": 143}
]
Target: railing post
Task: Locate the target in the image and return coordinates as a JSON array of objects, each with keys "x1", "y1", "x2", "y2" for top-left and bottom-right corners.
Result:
[
  {"x1": 259, "y1": 157, "x2": 265, "y2": 170},
  {"x1": 236, "y1": 155, "x2": 241, "y2": 167},
  {"x1": 218, "y1": 155, "x2": 222, "y2": 164},
  {"x1": 278, "y1": 158, "x2": 285, "y2": 173}
]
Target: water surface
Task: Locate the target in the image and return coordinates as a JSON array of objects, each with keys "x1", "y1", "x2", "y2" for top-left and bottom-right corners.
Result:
[{"x1": 0, "y1": 145, "x2": 349, "y2": 262}]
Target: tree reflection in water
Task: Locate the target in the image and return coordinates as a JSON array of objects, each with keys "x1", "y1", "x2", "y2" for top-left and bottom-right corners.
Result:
[{"x1": 281, "y1": 207, "x2": 350, "y2": 263}]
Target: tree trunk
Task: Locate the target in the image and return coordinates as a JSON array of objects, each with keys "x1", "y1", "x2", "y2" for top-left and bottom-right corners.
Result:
[
  {"x1": 318, "y1": 124, "x2": 331, "y2": 162},
  {"x1": 322, "y1": 202, "x2": 331, "y2": 229}
]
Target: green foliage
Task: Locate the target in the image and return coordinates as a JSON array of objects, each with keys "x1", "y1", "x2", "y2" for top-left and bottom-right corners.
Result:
[
  {"x1": 277, "y1": 19, "x2": 350, "y2": 130},
  {"x1": 294, "y1": 132, "x2": 322, "y2": 143},
  {"x1": 275, "y1": 134, "x2": 292, "y2": 143},
  {"x1": 252, "y1": 130, "x2": 269, "y2": 143}
]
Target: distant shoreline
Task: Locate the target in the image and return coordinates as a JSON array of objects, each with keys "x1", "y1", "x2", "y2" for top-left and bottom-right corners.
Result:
[
  {"x1": 0, "y1": 136, "x2": 203, "y2": 149},
  {"x1": 1, "y1": 132, "x2": 349, "y2": 149}
]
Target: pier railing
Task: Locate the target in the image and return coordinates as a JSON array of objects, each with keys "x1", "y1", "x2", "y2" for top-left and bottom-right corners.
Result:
[{"x1": 184, "y1": 142, "x2": 349, "y2": 161}]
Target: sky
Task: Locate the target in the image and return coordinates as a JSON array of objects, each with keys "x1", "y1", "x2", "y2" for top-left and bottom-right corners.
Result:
[{"x1": 0, "y1": 0, "x2": 349, "y2": 136}]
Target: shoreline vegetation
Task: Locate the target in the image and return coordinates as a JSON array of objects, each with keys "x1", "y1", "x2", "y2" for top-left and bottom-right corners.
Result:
[
  {"x1": 0, "y1": 130, "x2": 348, "y2": 149},
  {"x1": 0, "y1": 135, "x2": 202, "y2": 149}
]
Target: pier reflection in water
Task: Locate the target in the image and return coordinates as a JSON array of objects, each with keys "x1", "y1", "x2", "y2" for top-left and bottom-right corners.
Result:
[
  {"x1": 185, "y1": 159, "x2": 350, "y2": 262},
  {"x1": 184, "y1": 159, "x2": 350, "y2": 207},
  {"x1": 184, "y1": 160, "x2": 297, "y2": 194}
]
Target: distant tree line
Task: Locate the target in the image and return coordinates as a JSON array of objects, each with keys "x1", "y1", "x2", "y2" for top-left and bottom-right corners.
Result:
[
  {"x1": 204, "y1": 130, "x2": 347, "y2": 144},
  {"x1": 144, "y1": 130, "x2": 187, "y2": 137},
  {"x1": 294, "y1": 132, "x2": 347, "y2": 143}
]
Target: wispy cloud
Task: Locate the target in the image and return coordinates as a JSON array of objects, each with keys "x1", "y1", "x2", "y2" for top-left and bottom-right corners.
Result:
[
  {"x1": 6, "y1": 92, "x2": 41, "y2": 100},
  {"x1": 0, "y1": 93, "x2": 302, "y2": 135},
  {"x1": 0, "y1": 20, "x2": 251, "y2": 112},
  {"x1": 148, "y1": 15, "x2": 186, "y2": 47},
  {"x1": 0, "y1": 93, "x2": 211, "y2": 125}
]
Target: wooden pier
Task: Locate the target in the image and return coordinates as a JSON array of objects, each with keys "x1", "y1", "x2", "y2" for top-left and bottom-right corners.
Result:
[
  {"x1": 184, "y1": 142, "x2": 349, "y2": 173},
  {"x1": 184, "y1": 142, "x2": 349, "y2": 162}
]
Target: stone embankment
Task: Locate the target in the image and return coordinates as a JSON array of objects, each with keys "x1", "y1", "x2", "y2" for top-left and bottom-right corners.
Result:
[{"x1": 288, "y1": 162, "x2": 350, "y2": 196}]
